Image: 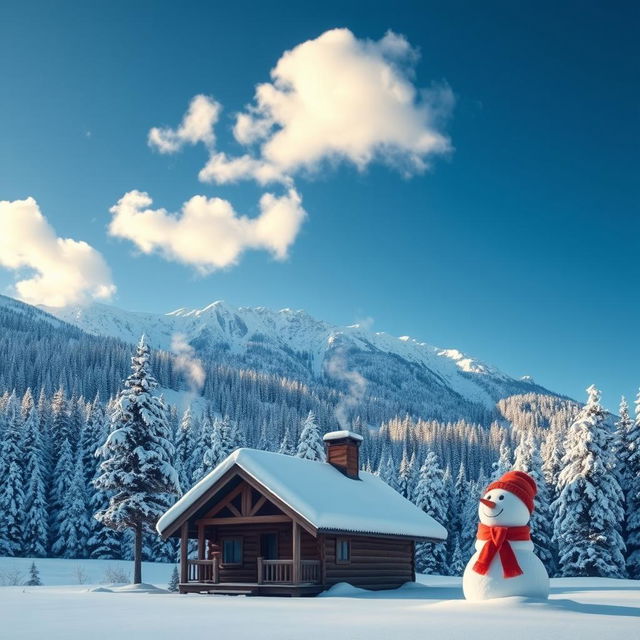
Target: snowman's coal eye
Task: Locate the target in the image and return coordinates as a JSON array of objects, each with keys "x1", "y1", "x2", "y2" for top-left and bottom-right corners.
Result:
[
  {"x1": 499, "y1": 495, "x2": 505, "y2": 501},
  {"x1": 487, "y1": 495, "x2": 492, "y2": 500}
]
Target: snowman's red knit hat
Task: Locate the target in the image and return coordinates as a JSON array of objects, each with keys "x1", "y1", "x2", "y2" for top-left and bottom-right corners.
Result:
[{"x1": 486, "y1": 471, "x2": 537, "y2": 513}]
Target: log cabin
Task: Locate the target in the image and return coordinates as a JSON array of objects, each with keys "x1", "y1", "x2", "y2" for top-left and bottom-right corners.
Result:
[{"x1": 156, "y1": 430, "x2": 447, "y2": 596}]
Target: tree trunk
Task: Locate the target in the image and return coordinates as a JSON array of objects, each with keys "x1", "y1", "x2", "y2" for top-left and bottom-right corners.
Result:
[{"x1": 133, "y1": 522, "x2": 142, "y2": 584}]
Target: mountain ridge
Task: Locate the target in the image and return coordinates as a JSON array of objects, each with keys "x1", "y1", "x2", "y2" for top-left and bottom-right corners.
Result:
[{"x1": 39, "y1": 298, "x2": 565, "y2": 419}]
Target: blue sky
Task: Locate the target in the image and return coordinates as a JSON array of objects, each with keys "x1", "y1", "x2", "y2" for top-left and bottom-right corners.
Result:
[{"x1": 0, "y1": 1, "x2": 638, "y2": 407}]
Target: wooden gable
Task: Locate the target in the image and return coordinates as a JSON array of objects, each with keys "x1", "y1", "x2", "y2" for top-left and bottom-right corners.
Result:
[{"x1": 159, "y1": 464, "x2": 317, "y2": 539}]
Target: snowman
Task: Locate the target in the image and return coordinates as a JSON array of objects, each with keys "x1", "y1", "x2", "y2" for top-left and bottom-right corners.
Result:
[{"x1": 462, "y1": 470, "x2": 549, "y2": 601}]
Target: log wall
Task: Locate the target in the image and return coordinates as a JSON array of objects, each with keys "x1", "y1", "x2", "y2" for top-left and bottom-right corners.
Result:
[
  {"x1": 207, "y1": 522, "x2": 318, "y2": 583},
  {"x1": 322, "y1": 535, "x2": 415, "y2": 590}
]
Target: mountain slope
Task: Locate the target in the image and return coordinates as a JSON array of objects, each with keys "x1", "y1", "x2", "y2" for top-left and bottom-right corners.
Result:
[{"x1": 41, "y1": 299, "x2": 565, "y2": 427}]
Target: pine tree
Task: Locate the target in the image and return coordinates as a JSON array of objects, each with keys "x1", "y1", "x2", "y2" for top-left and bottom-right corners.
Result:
[
  {"x1": 413, "y1": 450, "x2": 448, "y2": 574},
  {"x1": 513, "y1": 430, "x2": 555, "y2": 574},
  {"x1": 623, "y1": 390, "x2": 640, "y2": 578},
  {"x1": 449, "y1": 537, "x2": 464, "y2": 576},
  {"x1": 168, "y1": 565, "x2": 179, "y2": 592},
  {"x1": 202, "y1": 417, "x2": 226, "y2": 471},
  {"x1": 53, "y1": 454, "x2": 90, "y2": 558},
  {"x1": 94, "y1": 336, "x2": 180, "y2": 583},
  {"x1": 397, "y1": 446, "x2": 413, "y2": 499},
  {"x1": 0, "y1": 394, "x2": 25, "y2": 556},
  {"x1": 296, "y1": 411, "x2": 325, "y2": 462},
  {"x1": 553, "y1": 385, "x2": 626, "y2": 577},
  {"x1": 22, "y1": 400, "x2": 49, "y2": 557},
  {"x1": 26, "y1": 562, "x2": 42, "y2": 586},
  {"x1": 491, "y1": 435, "x2": 512, "y2": 480},
  {"x1": 175, "y1": 407, "x2": 194, "y2": 491},
  {"x1": 279, "y1": 425, "x2": 295, "y2": 455}
]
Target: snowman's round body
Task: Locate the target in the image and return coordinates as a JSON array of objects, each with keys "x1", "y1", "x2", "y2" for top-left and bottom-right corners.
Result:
[
  {"x1": 462, "y1": 483, "x2": 549, "y2": 601},
  {"x1": 463, "y1": 538, "x2": 549, "y2": 600}
]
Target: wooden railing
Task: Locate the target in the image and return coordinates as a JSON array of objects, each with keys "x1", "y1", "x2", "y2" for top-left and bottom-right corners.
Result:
[
  {"x1": 258, "y1": 558, "x2": 292, "y2": 583},
  {"x1": 187, "y1": 558, "x2": 218, "y2": 583},
  {"x1": 257, "y1": 558, "x2": 320, "y2": 584},
  {"x1": 300, "y1": 560, "x2": 321, "y2": 584}
]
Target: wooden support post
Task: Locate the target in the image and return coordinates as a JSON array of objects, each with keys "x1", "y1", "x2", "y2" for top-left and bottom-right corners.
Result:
[
  {"x1": 257, "y1": 556, "x2": 263, "y2": 584},
  {"x1": 292, "y1": 520, "x2": 300, "y2": 584},
  {"x1": 180, "y1": 523, "x2": 188, "y2": 584},
  {"x1": 197, "y1": 524, "x2": 205, "y2": 560}
]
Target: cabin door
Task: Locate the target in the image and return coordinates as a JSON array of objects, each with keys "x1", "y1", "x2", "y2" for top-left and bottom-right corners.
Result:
[{"x1": 260, "y1": 533, "x2": 278, "y2": 560}]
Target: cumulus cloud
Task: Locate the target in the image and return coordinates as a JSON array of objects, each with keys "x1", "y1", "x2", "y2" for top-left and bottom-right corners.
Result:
[
  {"x1": 108, "y1": 188, "x2": 306, "y2": 272},
  {"x1": 149, "y1": 29, "x2": 453, "y2": 186},
  {"x1": 148, "y1": 94, "x2": 220, "y2": 153},
  {"x1": 230, "y1": 28, "x2": 453, "y2": 180},
  {"x1": 133, "y1": 29, "x2": 453, "y2": 273},
  {"x1": 0, "y1": 197, "x2": 116, "y2": 307}
]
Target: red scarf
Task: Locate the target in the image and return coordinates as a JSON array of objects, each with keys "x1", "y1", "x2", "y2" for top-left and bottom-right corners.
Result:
[{"x1": 473, "y1": 524, "x2": 531, "y2": 578}]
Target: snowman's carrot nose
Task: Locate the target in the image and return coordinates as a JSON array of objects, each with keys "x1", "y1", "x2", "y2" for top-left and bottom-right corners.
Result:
[{"x1": 480, "y1": 498, "x2": 496, "y2": 508}]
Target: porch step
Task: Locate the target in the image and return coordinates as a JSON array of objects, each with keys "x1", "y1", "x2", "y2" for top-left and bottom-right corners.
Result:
[{"x1": 205, "y1": 589, "x2": 253, "y2": 596}]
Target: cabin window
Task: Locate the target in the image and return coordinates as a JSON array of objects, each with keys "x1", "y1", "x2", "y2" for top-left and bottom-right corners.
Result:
[
  {"x1": 222, "y1": 538, "x2": 243, "y2": 565},
  {"x1": 336, "y1": 538, "x2": 351, "y2": 564},
  {"x1": 260, "y1": 533, "x2": 278, "y2": 560}
]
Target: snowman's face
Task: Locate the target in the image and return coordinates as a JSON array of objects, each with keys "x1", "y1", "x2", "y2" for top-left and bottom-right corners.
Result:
[{"x1": 478, "y1": 488, "x2": 530, "y2": 527}]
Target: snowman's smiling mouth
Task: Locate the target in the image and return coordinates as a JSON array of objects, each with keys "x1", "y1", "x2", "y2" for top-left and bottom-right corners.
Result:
[{"x1": 482, "y1": 508, "x2": 504, "y2": 518}]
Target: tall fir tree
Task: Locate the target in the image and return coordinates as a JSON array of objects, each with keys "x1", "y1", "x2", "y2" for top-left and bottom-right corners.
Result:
[
  {"x1": 0, "y1": 394, "x2": 25, "y2": 556},
  {"x1": 413, "y1": 450, "x2": 448, "y2": 574},
  {"x1": 94, "y1": 336, "x2": 180, "y2": 583},
  {"x1": 296, "y1": 411, "x2": 325, "y2": 462},
  {"x1": 53, "y1": 454, "x2": 91, "y2": 558},
  {"x1": 513, "y1": 430, "x2": 556, "y2": 574},
  {"x1": 553, "y1": 385, "x2": 626, "y2": 577},
  {"x1": 22, "y1": 399, "x2": 49, "y2": 557},
  {"x1": 623, "y1": 391, "x2": 640, "y2": 578},
  {"x1": 397, "y1": 446, "x2": 413, "y2": 499}
]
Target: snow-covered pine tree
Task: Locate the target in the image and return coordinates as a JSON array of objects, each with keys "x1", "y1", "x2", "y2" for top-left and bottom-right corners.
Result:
[
  {"x1": 613, "y1": 396, "x2": 632, "y2": 478},
  {"x1": 296, "y1": 411, "x2": 325, "y2": 462},
  {"x1": 53, "y1": 453, "x2": 90, "y2": 558},
  {"x1": 553, "y1": 385, "x2": 626, "y2": 577},
  {"x1": 94, "y1": 336, "x2": 180, "y2": 584},
  {"x1": 168, "y1": 565, "x2": 179, "y2": 592},
  {"x1": 624, "y1": 390, "x2": 640, "y2": 578},
  {"x1": 202, "y1": 416, "x2": 226, "y2": 471},
  {"x1": 279, "y1": 424, "x2": 295, "y2": 455},
  {"x1": 174, "y1": 407, "x2": 194, "y2": 492},
  {"x1": 81, "y1": 394, "x2": 106, "y2": 487},
  {"x1": 88, "y1": 403, "x2": 121, "y2": 560},
  {"x1": 51, "y1": 437, "x2": 75, "y2": 553},
  {"x1": 397, "y1": 446, "x2": 413, "y2": 499},
  {"x1": 413, "y1": 450, "x2": 448, "y2": 574},
  {"x1": 0, "y1": 394, "x2": 25, "y2": 556},
  {"x1": 22, "y1": 398, "x2": 49, "y2": 557},
  {"x1": 459, "y1": 475, "x2": 480, "y2": 559},
  {"x1": 513, "y1": 430, "x2": 555, "y2": 574},
  {"x1": 26, "y1": 562, "x2": 42, "y2": 586},
  {"x1": 491, "y1": 435, "x2": 512, "y2": 480},
  {"x1": 449, "y1": 536, "x2": 464, "y2": 576},
  {"x1": 541, "y1": 423, "x2": 564, "y2": 489}
]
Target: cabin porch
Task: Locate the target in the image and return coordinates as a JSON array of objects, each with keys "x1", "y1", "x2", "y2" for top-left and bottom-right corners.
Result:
[{"x1": 177, "y1": 480, "x2": 324, "y2": 596}]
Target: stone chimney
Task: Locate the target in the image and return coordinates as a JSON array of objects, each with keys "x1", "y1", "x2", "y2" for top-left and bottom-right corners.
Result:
[{"x1": 323, "y1": 430, "x2": 363, "y2": 479}]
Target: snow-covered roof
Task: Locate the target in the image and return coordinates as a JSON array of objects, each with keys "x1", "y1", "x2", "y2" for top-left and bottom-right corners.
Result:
[
  {"x1": 322, "y1": 430, "x2": 363, "y2": 442},
  {"x1": 157, "y1": 448, "x2": 447, "y2": 541}
]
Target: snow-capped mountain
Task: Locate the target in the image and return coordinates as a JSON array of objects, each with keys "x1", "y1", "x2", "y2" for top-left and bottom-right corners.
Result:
[{"x1": 41, "y1": 299, "x2": 558, "y2": 422}]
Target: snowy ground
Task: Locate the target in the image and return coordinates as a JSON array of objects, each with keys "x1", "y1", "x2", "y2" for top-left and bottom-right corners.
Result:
[{"x1": 1, "y1": 558, "x2": 638, "y2": 640}]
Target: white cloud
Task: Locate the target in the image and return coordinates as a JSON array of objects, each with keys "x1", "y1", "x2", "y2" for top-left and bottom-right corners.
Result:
[
  {"x1": 148, "y1": 94, "x2": 220, "y2": 153},
  {"x1": 238, "y1": 28, "x2": 453, "y2": 179},
  {"x1": 108, "y1": 188, "x2": 306, "y2": 272},
  {"x1": 0, "y1": 197, "x2": 116, "y2": 307},
  {"x1": 149, "y1": 29, "x2": 453, "y2": 186}
]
